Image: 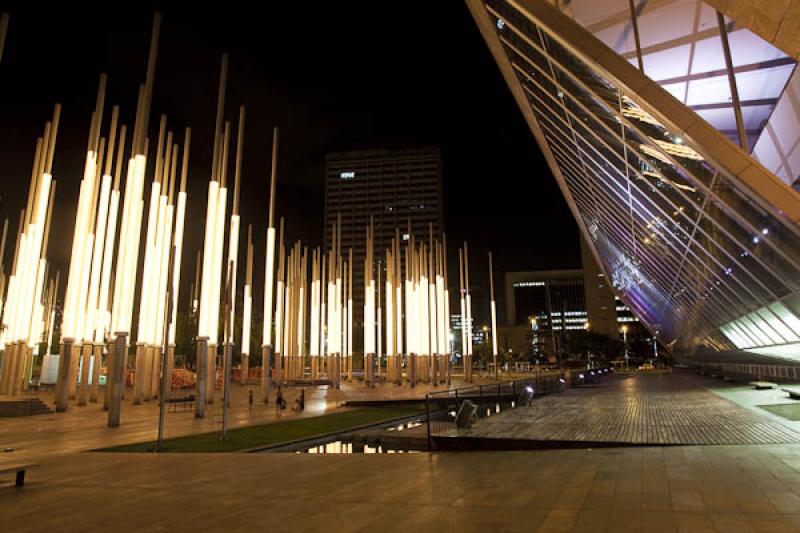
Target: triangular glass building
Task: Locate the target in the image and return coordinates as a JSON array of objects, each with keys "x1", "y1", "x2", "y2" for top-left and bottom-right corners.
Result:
[{"x1": 467, "y1": 0, "x2": 800, "y2": 362}]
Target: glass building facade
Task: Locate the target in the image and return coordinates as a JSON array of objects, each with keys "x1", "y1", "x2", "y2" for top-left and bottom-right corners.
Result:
[{"x1": 467, "y1": 0, "x2": 800, "y2": 360}]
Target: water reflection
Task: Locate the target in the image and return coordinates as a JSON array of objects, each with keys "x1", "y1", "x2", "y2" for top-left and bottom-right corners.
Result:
[{"x1": 298, "y1": 441, "x2": 419, "y2": 454}]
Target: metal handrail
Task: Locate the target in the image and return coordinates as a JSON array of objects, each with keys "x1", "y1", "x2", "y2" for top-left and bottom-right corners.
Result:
[{"x1": 424, "y1": 368, "x2": 613, "y2": 450}]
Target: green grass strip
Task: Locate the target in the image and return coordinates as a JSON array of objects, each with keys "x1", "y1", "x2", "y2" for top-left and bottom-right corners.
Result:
[{"x1": 98, "y1": 405, "x2": 424, "y2": 453}]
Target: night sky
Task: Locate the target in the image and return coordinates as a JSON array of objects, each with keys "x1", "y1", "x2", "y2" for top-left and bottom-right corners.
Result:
[{"x1": 0, "y1": 3, "x2": 579, "y2": 322}]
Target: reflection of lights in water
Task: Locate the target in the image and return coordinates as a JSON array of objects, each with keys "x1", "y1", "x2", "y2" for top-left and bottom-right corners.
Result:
[{"x1": 296, "y1": 440, "x2": 419, "y2": 454}]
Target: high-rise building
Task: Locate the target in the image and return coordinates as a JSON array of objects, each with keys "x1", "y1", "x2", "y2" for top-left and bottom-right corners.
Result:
[
  {"x1": 469, "y1": 0, "x2": 800, "y2": 363},
  {"x1": 581, "y1": 235, "x2": 618, "y2": 339},
  {"x1": 504, "y1": 255, "x2": 644, "y2": 357},
  {"x1": 324, "y1": 146, "x2": 444, "y2": 339}
]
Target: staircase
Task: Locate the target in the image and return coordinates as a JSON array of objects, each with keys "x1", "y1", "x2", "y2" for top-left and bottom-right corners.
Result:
[{"x1": 0, "y1": 397, "x2": 54, "y2": 417}]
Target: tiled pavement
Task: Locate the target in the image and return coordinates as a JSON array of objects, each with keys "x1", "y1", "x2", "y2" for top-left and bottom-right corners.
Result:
[
  {"x1": 0, "y1": 376, "x2": 490, "y2": 469},
  {"x1": 464, "y1": 372, "x2": 800, "y2": 445},
  {"x1": 7, "y1": 372, "x2": 800, "y2": 531},
  {"x1": 6, "y1": 444, "x2": 800, "y2": 531}
]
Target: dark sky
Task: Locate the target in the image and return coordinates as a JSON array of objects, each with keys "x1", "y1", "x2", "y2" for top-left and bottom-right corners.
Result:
[{"x1": 0, "y1": 3, "x2": 579, "y2": 321}]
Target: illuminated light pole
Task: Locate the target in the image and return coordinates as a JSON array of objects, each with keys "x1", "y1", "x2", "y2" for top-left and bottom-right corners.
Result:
[
  {"x1": 405, "y1": 229, "x2": 415, "y2": 387},
  {"x1": 427, "y1": 225, "x2": 437, "y2": 386},
  {"x1": 166, "y1": 128, "x2": 190, "y2": 396},
  {"x1": 345, "y1": 248, "x2": 352, "y2": 383},
  {"x1": 225, "y1": 106, "x2": 245, "y2": 364},
  {"x1": 458, "y1": 249, "x2": 466, "y2": 384},
  {"x1": 240, "y1": 225, "x2": 253, "y2": 385},
  {"x1": 44, "y1": 272, "x2": 60, "y2": 364},
  {"x1": 274, "y1": 219, "x2": 285, "y2": 385},
  {"x1": 395, "y1": 231, "x2": 403, "y2": 385},
  {"x1": 440, "y1": 238, "x2": 450, "y2": 386},
  {"x1": 622, "y1": 325, "x2": 629, "y2": 370},
  {"x1": 83, "y1": 107, "x2": 120, "y2": 404},
  {"x1": 20, "y1": 164, "x2": 57, "y2": 395},
  {"x1": 71, "y1": 79, "x2": 108, "y2": 404},
  {"x1": 98, "y1": 122, "x2": 127, "y2": 408},
  {"x1": 107, "y1": 12, "x2": 162, "y2": 427},
  {"x1": 489, "y1": 251, "x2": 498, "y2": 381},
  {"x1": 196, "y1": 54, "x2": 229, "y2": 416},
  {"x1": 385, "y1": 246, "x2": 394, "y2": 384},
  {"x1": 220, "y1": 107, "x2": 244, "y2": 392},
  {"x1": 152, "y1": 135, "x2": 181, "y2": 401},
  {"x1": 208, "y1": 121, "x2": 232, "y2": 405},
  {"x1": 261, "y1": 127, "x2": 278, "y2": 402},
  {"x1": 309, "y1": 248, "x2": 319, "y2": 380},
  {"x1": 134, "y1": 117, "x2": 167, "y2": 405},
  {"x1": 298, "y1": 246, "x2": 308, "y2": 380},
  {"x1": 59, "y1": 127, "x2": 100, "y2": 405},
  {"x1": 376, "y1": 260, "x2": 382, "y2": 382},
  {"x1": 319, "y1": 253, "x2": 330, "y2": 376},
  {"x1": 464, "y1": 242, "x2": 473, "y2": 383},
  {"x1": 364, "y1": 220, "x2": 375, "y2": 388},
  {"x1": 436, "y1": 242, "x2": 448, "y2": 385},
  {"x1": 0, "y1": 211, "x2": 23, "y2": 393}
]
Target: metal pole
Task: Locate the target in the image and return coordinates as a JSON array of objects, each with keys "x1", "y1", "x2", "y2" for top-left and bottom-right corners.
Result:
[
  {"x1": 628, "y1": 0, "x2": 644, "y2": 72},
  {"x1": 425, "y1": 393, "x2": 432, "y2": 451},
  {"x1": 717, "y1": 11, "x2": 748, "y2": 151},
  {"x1": 221, "y1": 264, "x2": 234, "y2": 440},
  {"x1": 107, "y1": 333, "x2": 127, "y2": 427},
  {"x1": 156, "y1": 242, "x2": 175, "y2": 451}
]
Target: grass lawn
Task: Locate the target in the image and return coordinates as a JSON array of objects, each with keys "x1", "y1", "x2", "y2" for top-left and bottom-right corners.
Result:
[{"x1": 99, "y1": 405, "x2": 425, "y2": 453}]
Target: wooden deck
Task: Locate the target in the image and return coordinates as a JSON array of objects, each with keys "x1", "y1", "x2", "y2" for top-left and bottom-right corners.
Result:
[{"x1": 465, "y1": 372, "x2": 800, "y2": 445}]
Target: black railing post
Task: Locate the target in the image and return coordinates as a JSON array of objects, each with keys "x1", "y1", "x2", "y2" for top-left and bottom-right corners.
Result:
[
  {"x1": 512, "y1": 380, "x2": 516, "y2": 408},
  {"x1": 425, "y1": 393, "x2": 432, "y2": 451}
]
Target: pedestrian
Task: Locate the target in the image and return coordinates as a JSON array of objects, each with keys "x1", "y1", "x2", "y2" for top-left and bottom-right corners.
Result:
[
  {"x1": 276, "y1": 386, "x2": 285, "y2": 415},
  {"x1": 299, "y1": 388, "x2": 305, "y2": 412},
  {"x1": 248, "y1": 389, "x2": 253, "y2": 411}
]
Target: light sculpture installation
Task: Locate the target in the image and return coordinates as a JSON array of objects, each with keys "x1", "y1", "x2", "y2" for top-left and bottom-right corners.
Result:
[
  {"x1": 240, "y1": 225, "x2": 253, "y2": 385},
  {"x1": 196, "y1": 54, "x2": 230, "y2": 417},
  {"x1": 0, "y1": 105, "x2": 59, "y2": 396},
  {"x1": 260, "y1": 127, "x2": 279, "y2": 402}
]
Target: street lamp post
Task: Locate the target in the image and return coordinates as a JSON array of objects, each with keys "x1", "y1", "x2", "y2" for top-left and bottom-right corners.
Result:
[
  {"x1": 621, "y1": 325, "x2": 629, "y2": 370},
  {"x1": 584, "y1": 320, "x2": 590, "y2": 369}
]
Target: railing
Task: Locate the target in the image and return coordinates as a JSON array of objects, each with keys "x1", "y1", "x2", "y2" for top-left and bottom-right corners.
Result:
[
  {"x1": 695, "y1": 362, "x2": 800, "y2": 383},
  {"x1": 424, "y1": 367, "x2": 612, "y2": 449}
]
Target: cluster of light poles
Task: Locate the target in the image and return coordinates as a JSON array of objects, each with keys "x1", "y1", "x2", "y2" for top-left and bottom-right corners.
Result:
[
  {"x1": 0, "y1": 104, "x2": 60, "y2": 396},
  {"x1": 0, "y1": 11, "x2": 515, "y2": 431}
]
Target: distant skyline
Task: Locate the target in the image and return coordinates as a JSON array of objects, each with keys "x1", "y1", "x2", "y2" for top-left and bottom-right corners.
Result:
[{"x1": 0, "y1": 4, "x2": 580, "y2": 319}]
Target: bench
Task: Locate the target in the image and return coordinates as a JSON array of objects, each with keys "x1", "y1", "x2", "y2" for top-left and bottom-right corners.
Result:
[
  {"x1": 783, "y1": 388, "x2": 800, "y2": 400},
  {"x1": 0, "y1": 464, "x2": 38, "y2": 487},
  {"x1": 750, "y1": 381, "x2": 778, "y2": 390},
  {"x1": 167, "y1": 393, "x2": 195, "y2": 413}
]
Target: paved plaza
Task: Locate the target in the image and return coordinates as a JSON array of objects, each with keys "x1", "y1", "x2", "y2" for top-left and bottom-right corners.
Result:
[
  {"x1": 0, "y1": 379, "x2": 455, "y2": 469},
  {"x1": 5, "y1": 373, "x2": 800, "y2": 531},
  {"x1": 6, "y1": 444, "x2": 800, "y2": 531},
  {"x1": 464, "y1": 372, "x2": 800, "y2": 445}
]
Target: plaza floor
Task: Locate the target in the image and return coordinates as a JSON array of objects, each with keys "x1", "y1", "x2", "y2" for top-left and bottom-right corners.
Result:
[
  {"x1": 462, "y1": 372, "x2": 800, "y2": 445},
  {"x1": 6, "y1": 444, "x2": 800, "y2": 531},
  {"x1": 0, "y1": 375, "x2": 488, "y2": 469},
  {"x1": 6, "y1": 372, "x2": 800, "y2": 531}
]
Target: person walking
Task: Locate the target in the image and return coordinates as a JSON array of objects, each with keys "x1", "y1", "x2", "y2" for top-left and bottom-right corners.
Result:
[{"x1": 276, "y1": 386, "x2": 286, "y2": 416}]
